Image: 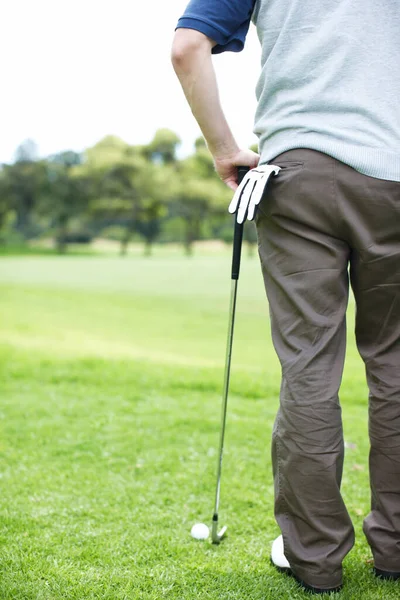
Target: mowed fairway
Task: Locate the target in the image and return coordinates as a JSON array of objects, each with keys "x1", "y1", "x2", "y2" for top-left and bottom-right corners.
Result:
[{"x1": 0, "y1": 253, "x2": 397, "y2": 599}]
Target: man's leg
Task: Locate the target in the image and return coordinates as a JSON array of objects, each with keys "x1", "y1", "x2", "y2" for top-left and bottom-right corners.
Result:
[
  {"x1": 256, "y1": 148, "x2": 355, "y2": 588},
  {"x1": 347, "y1": 172, "x2": 400, "y2": 575}
]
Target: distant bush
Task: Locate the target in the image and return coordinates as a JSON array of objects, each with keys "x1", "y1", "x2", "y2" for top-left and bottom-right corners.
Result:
[
  {"x1": 158, "y1": 217, "x2": 185, "y2": 243},
  {"x1": 58, "y1": 231, "x2": 93, "y2": 244},
  {"x1": 99, "y1": 225, "x2": 140, "y2": 243},
  {"x1": 98, "y1": 225, "x2": 126, "y2": 242},
  {"x1": 0, "y1": 229, "x2": 26, "y2": 247},
  {"x1": 219, "y1": 223, "x2": 234, "y2": 244}
]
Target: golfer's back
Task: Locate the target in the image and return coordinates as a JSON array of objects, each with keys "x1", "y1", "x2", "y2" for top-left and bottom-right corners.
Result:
[{"x1": 253, "y1": 0, "x2": 400, "y2": 182}]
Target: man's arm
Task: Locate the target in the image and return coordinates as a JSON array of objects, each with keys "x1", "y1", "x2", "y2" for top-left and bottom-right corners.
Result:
[{"x1": 171, "y1": 28, "x2": 259, "y2": 190}]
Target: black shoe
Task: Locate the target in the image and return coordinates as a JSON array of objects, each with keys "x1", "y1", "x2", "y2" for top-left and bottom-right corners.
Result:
[
  {"x1": 374, "y1": 567, "x2": 400, "y2": 580},
  {"x1": 271, "y1": 560, "x2": 343, "y2": 594}
]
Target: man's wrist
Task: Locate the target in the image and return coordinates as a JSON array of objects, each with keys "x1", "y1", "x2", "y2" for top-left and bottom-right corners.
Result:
[{"x1": 209, "y1": 138, "x2": 240, "y2": 161}]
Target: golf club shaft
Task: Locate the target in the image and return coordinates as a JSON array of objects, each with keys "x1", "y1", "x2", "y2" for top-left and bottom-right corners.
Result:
[
  {"x1": 212, "y1": 166, "x2": 248, "y2": 540},
  {"x1": 213, "y1": 277, "x2": 239, "y2": 520}
]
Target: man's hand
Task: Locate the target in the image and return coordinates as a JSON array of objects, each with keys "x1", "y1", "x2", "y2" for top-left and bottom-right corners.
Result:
[
  {"x1": 228, "y1": 165, "x2": 281, "y2": 223},
  {"x1": 214, "y1": 148, "x2": 260, "y2": 191}
]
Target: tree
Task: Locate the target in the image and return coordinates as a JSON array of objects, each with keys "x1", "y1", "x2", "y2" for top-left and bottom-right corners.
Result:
[
  {"x1": 85, "y1": 135, "x2": 132, "y2": 168},
  {"x1": 87, "y1": 135, "x2": 180, "y2": 256},
  {"x1": 0, "y1": 167, "x2": 13, "y2": 236},
  {"x1": 86, "y1": 137, "x2": 147, "y2": 255},
  {"x1": 146, "y1": 129, "x2": 181, "y2": 164},
  {"x1": 134, "y1": 162, "x2": 173, "y2": 256},
  {"x1": 3, "y1": 141, "x2": 47, "y2": 238},
  {"x1": 100, "y1": 159, "x2": 144, "y2": 256},
  {"x1": 14, "y1": 139, "x2": 39, "y2": 164},
  {"x1": 174, "y1": 151, "x2": 231, "y2": 256},
  {"x1": 41, "y1": 151, "x2": 91, "y2": 253},
  {"x1": 250, "y1": 142, "x2": 259, "y2": 154},
  {"x1": 191, "y1": 141, "x2": 216, "y2": 179},
  {"x1": 194, "y1": 136, "x2": 207, "y2": 152}
]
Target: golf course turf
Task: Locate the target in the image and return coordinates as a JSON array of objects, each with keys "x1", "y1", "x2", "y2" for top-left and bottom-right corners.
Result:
[{"x1": 0, "y1": 252, "x2": 398, "y2": 599}]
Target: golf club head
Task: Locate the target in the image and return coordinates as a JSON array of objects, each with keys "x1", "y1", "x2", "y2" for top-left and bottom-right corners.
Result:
[{"x1": 211, "y1": 521, "x2": 227, "y2": 544}]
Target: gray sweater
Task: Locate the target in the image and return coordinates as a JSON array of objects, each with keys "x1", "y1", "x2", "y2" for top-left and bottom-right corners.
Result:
[{"x1": 252, "y1": 0, "x2": 400, "y2": 182}]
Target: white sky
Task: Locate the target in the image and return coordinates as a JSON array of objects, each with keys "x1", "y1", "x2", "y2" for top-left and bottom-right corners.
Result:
[{"x1": 1, "y1": 0, "x2": 261, "y2": 164}]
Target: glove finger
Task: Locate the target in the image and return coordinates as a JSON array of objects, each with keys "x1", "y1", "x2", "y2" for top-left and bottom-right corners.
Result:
[
  {"x1": 234, "y1": 178, "x2": 250, "y2": 223},
  {"x1": 248, "y1": 196, "x2": 263, "y2": 221},
  {"x1": 237, "y1": 177, "x2": 253, "y2": 223},
  {"x1": 247, "y1": 177, "x2": 264, "y2": 220},
  {"x1": 228, "y1": 172, "x2": 251, "y2": 214},
  {"x1": 238, "y1": 177, "x2": 257, "y2": 223},
  {"x1": 247, "y1": 198, "x2": 256, "y2": 221},
  {"x1": 248, "y1": 170, "x2": 279, "y2": 220},
  {"x1": 252, "y1": 172, "x2": 274, "y2": 208},
  {"x1": 245, "y1": 176, "x2": 258, "y2": 221}
]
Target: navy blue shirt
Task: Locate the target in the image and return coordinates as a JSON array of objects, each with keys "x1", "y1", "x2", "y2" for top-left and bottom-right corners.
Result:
[{"x1": 176, "y1": 0, "x2": 255, "y2": 54}]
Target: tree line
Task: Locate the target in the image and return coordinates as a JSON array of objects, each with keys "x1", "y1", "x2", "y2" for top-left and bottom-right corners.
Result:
[{"x1": 0, "y1": 130, "x2": 258, "y2": 256}]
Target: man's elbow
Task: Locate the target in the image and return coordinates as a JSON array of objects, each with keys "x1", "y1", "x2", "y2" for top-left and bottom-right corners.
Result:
[{"x1": 171, "y1": 29, "x2": 213, "y2": 70}]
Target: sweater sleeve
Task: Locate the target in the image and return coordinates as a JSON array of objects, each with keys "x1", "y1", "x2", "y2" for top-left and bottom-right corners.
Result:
[{"x1": 176, "y1": 0, "x2": 256, "y2": 54}]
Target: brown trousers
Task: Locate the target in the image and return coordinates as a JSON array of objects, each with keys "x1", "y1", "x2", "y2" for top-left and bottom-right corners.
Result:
[{"x1": 255, "y1": 148, "x2": 400, "y2": 588}]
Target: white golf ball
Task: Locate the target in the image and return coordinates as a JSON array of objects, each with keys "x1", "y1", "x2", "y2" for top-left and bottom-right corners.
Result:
[{"x1": 190, "y1": 523, "x2": 209, "y2": 540}]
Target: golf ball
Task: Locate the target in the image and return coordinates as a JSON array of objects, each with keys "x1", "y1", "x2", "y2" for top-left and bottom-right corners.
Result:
[{"x1": 190, "y1": 523, "x2": 209, "y2": 540}]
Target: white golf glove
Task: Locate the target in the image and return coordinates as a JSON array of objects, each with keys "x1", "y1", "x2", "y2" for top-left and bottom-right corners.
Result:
[{"x1": 228, "y1": 165, "x2": 281, "y2": 224}]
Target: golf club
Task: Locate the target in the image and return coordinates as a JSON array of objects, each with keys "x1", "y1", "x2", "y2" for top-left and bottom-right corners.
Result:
[{"x1": 211, "y1": 165, "x2": 249, "y2": 544}]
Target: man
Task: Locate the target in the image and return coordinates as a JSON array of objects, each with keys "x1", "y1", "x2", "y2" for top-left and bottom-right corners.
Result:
[{"x1": 171, "y1": 0, "x2": 400, "y2": 594}]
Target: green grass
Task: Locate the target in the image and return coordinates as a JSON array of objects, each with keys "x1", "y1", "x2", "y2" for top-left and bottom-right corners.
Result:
[{"x1": 0, "y1": 254, "x2": 398, "y2": 599}]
